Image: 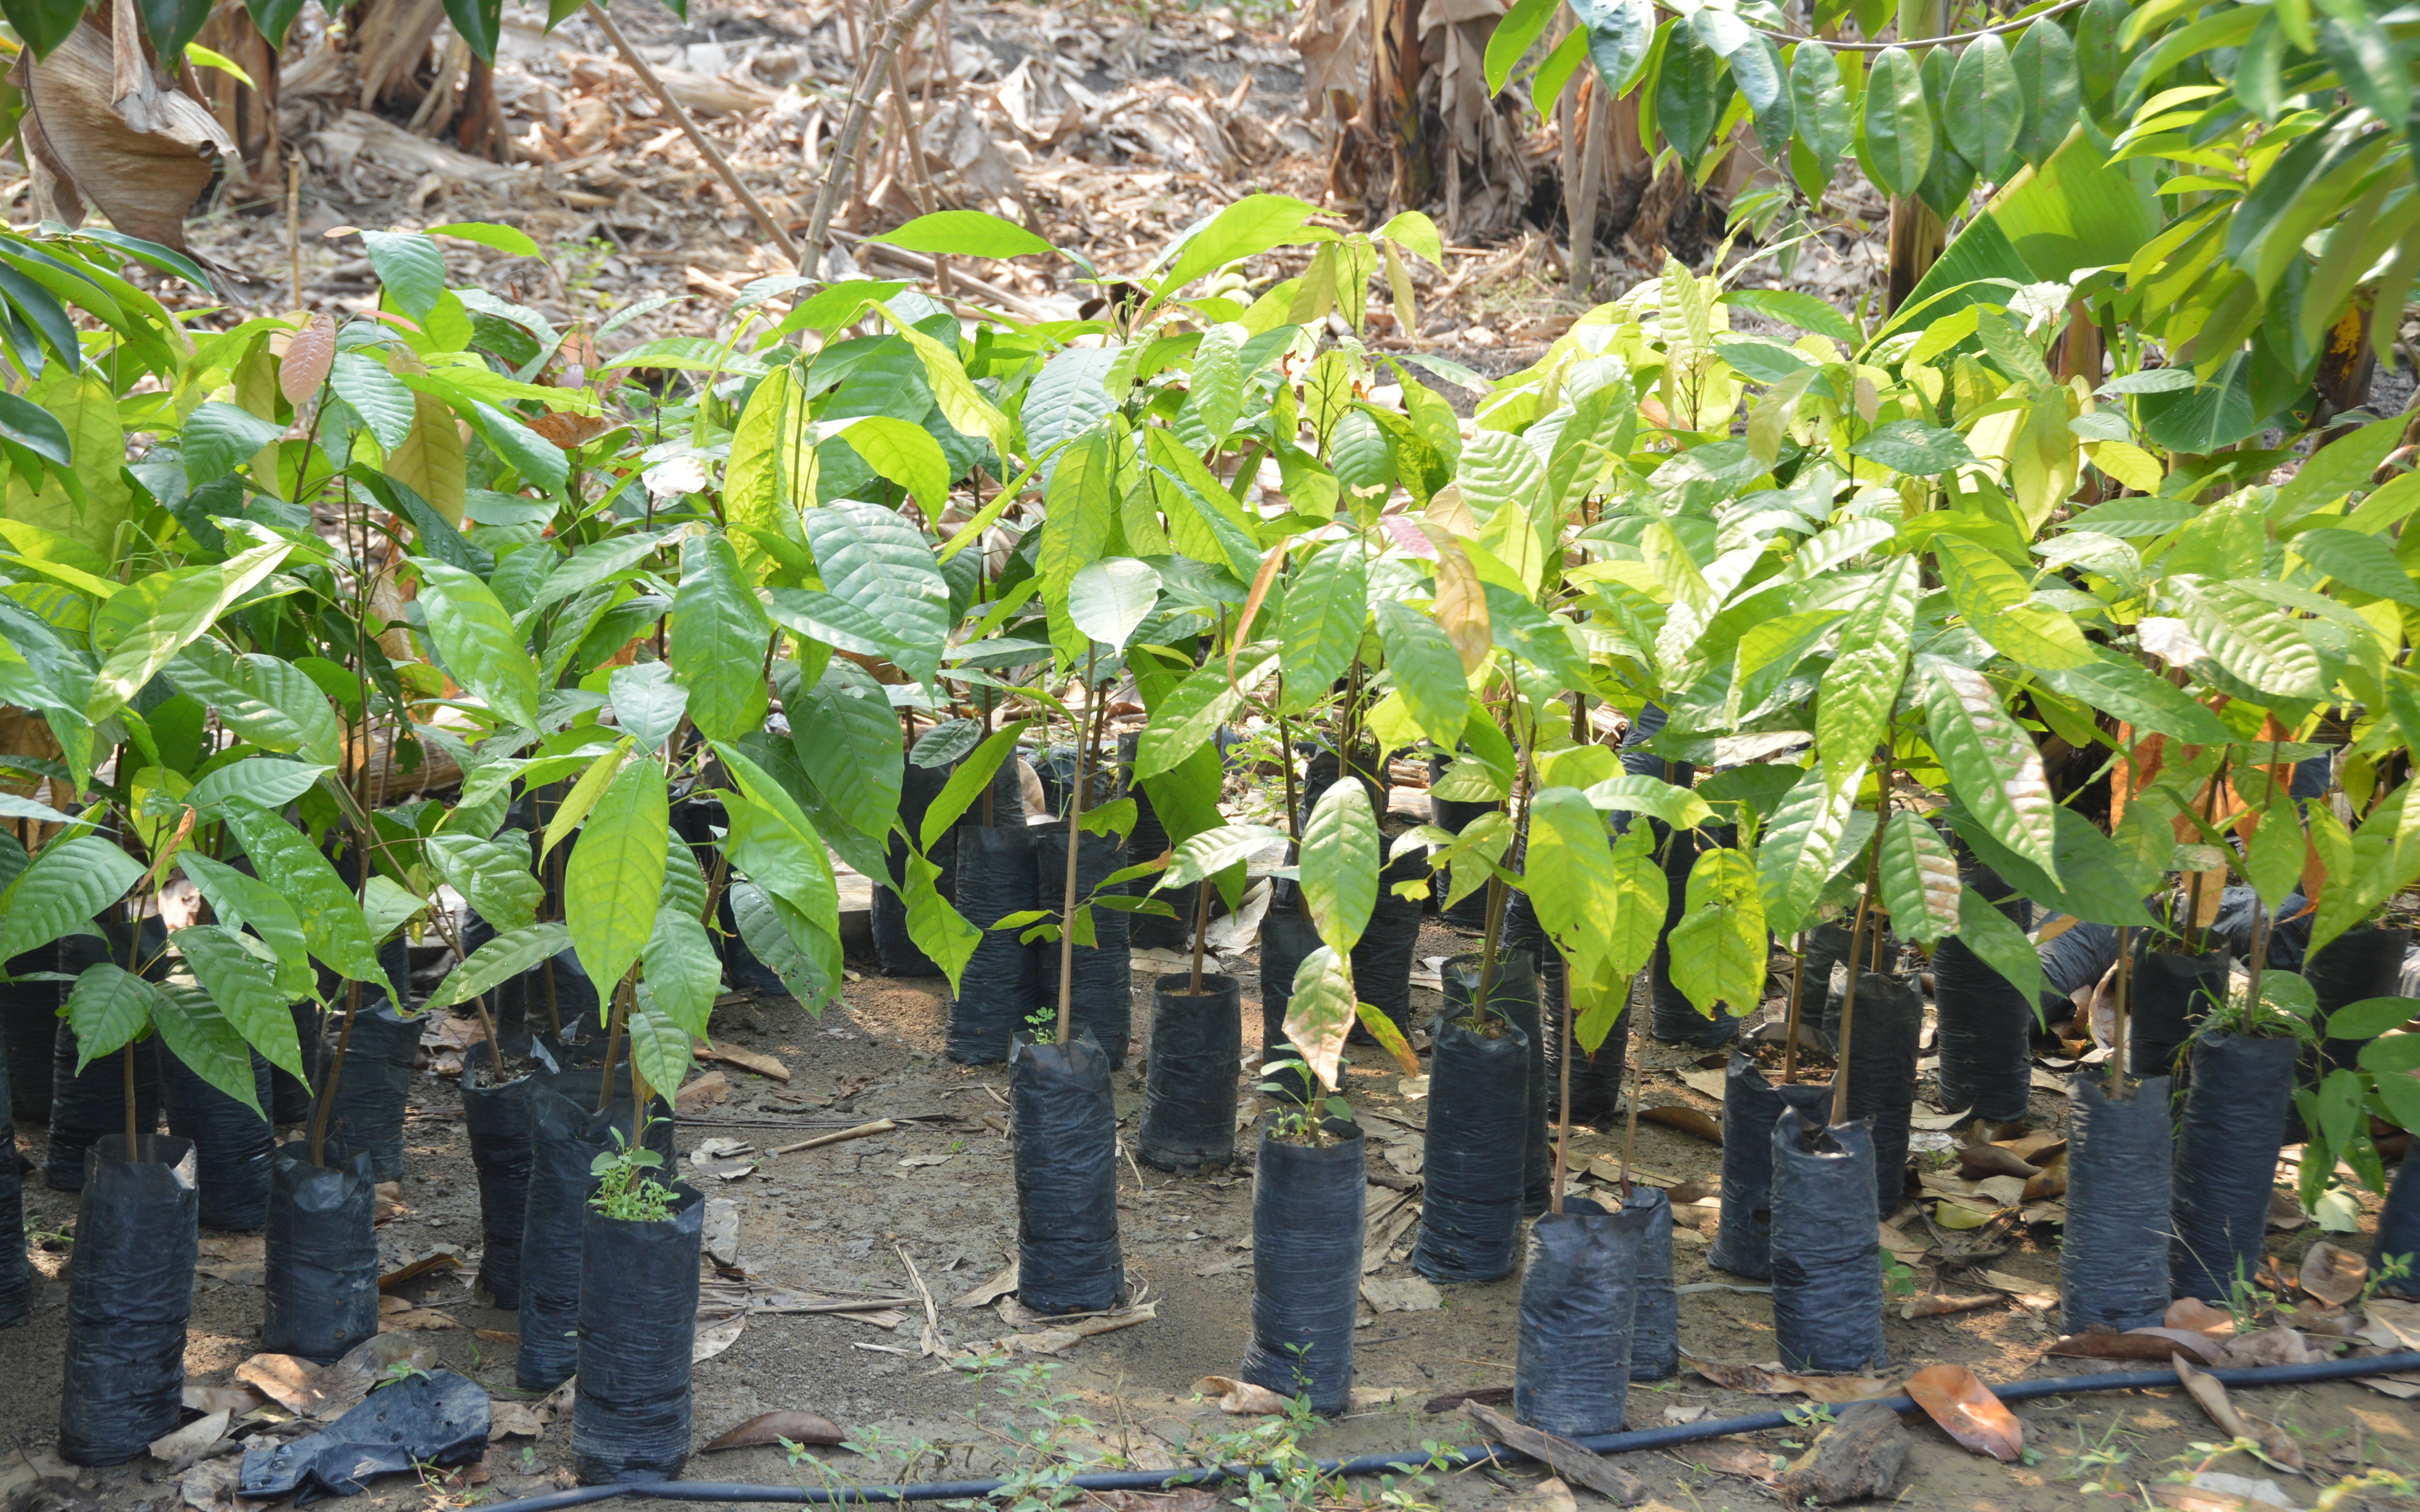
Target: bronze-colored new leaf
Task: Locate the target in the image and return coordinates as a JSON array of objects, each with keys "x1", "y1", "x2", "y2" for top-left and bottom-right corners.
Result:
[{"x1": 1905, "y1": 1363, "x2": 2023, "y2": 1462}]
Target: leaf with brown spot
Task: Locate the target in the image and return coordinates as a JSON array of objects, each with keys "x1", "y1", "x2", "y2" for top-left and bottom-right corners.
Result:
[
  {"x1": 702, "y1": 1410, "x2": 846, "y2": 1452},
  {"x1": 2021, "y1": 1150, "x2": 2068, "y2": 1203},
  {"x1": 1429, "y1": 535, "x2": 1492, "y2": 675},
  {"x1": 2172, "y1": 1357, "x2": 2304, "y2": 1473},
  {"x1": 2298, "y1": 1241, "x2": 2366, "y2": 1307},
  {"x1": 1905, "y1": 1364, "x2": 2023, "y2": 1462}
]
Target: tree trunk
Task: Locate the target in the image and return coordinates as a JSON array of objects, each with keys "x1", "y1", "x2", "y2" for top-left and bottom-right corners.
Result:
[
  {"x1": 1885, "y1": 0, "x2": 1946, "y2": 312},
  {"x1": 1368, "y1": 0, "x2": 1428, "y2": 213}
]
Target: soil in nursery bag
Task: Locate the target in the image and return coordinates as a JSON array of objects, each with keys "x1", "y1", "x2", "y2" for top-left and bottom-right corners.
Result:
[
  {"x1": 1239, "y1": 1118, "x2": 1365, "y2": 1414},
  {"x1": 46, "y1": 1028, "x2": 161, "y2": 1191},
  {"x1": 1649, "y1": 828, "x2": 1748, "y2": 1047},
  {"x1": 1514, "y1": 1196, "x2": 1648, "y2": 1435},
  {"x1": 1933, "y1": 862, "x2": 2037, "y2": 1124},
  {"x1": 2171, "y1": 1031, "x2": 2297, "y2": 1302},
  {"x1": 2129, "y1": 943, "x2": 2229, "y2": 1081},
  {"x1": 1624, "y1": 1184, "x2": 1679, "y2": 1381},
  {"x1": 1427, "y1": 752, "x2": 1496, "y2": 930},
  {"x1": 58, "y1": 1134, "x2": 197, "y2": 1466},
  {"x1": 517, "y1": 1065, "x2": 676, "y2": 1392},
  {"x1": 262, "y1": 1140, "x2": 379, "y2": 1363},
  {"x1": 1442, "y1": 952, "x2": 1548, "y2": 1218},
  {"x1": 1010, "y1": 1032, "x2": 1126, "y2": 1315},
  {"x1": 1413, "y1": 1012, "x2": 1530, "y2": 1283},
  {"x1": 2061, "y1": 1074, "x2": 2174, "y2": 1331},
  {"x1": 307, "y1": 998, "x2": 421, "y2": 1183},
  {"x1": 1138, "y1": 973, "x2": 1242, "y2": 1170},
  {"x1": 159, "y1": 1047, "x2": 274, "y2": 1231},
  {"x1": 1709, "y1": 1051, "x2": 1836, "y2": 1280},
  {"x1": 946, "y1": 825, "x2": 1042, "y2": 1066},
  {"x1": 2374, "y1": 1152, "x2": 2420, "y2": 1298},
  {"x1": 575, "y1": 1183, "x2": 706, "y2": 1485},
  {"x1": 0, "y1": 1041, "x2": 24, "y2": 1328},
  {"x1": 1349, "y1": 842, "x2": 1427, "y2": 1036},
  {"x1": 241, "y1": 1367, "x2": 490, "y2": 1501},
  {"x1": 1255, "y1": 900, "x2": 1323, "y2": 1106},
  {"x1": 3, "y1": 942, "x2": 65, "y2": 1121},
  {"x1": 1768, "y1": 1108, "x2": 1887, "y2": 1374},
  {"x1": 1832, "y1": 973, "x2": 1922, "y2": 1217},
  {"x1": 1034, "y1": 832, "x2": 1133, "y2": 1067},
  {"x1": 461, "y1": 1042, "x2": 534, "y2": 1308}
]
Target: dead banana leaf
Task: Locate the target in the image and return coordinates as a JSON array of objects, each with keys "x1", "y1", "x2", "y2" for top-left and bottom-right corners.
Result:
[
  {"x1": 1905, "y1": 1364, "x2": 2023, "y2": 1462},
  {"x1": 702, "y1": 1410, "x2": 845, "y2": 1451},
  {"x1": 17, "y1": 0, "x2": 234, "y2": 256},
  {"x1": 2171, "y1": 1357, "x2": 2305, "y2": 1473}
]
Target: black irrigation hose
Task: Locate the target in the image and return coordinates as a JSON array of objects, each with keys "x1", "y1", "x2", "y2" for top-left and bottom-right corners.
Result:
[{"x1": 467, "y1": 1351, "x2": 2420, "y2": 1511}]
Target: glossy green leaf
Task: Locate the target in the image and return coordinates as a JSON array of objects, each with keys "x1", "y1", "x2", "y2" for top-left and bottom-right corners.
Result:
[
  {"x1": 1816, "y1": 557, "x2": 1919, "y2": 790},
  {"x1": 670, "y1": 530, "x2": 773, "y2": 742},
  {"x1": 1164, "y1": 824, "x2": 1290, "y2": 890},
  {"x1": 2293, "y1": 529, "x2": 2420, "y2": 607},
  {"x1": 1656, "y1": 19, "x2": 1727, "y2": 167},
  {"x1": 87, "y1": 542, "x2": 291, "y2": 723},
  {"x1": 178, "y1": 851, "x2": 315, "y2": 1001},
  {"x1": 2328, "y1": 996, "x2": 2420, "y2": 1042},
  {"x1": 1374, "y1": 599, "x2": 1469, "y2": 748},
  {"x1": 902, "y1": 851, "x2": 979, "y2": 992},
  {"x1": 1788, "y1": 42, "x2": 1854, "y2": 189},
  {"x1": 1945, "y1": 32, "x2": 2023, "y2": 181},
  {"x1": 2010, "y1": 15, "x2": 2080, "y2": 167},
  {"x1": 149, "y1": 982, "x2": 263, "y2": 1116},
  {"x1": 1919, "y1": 656, "x2": 2057, "y2": 879},
  {"x1": 870, "y1": 210, "x2": 1057, "y2": 261},
  {"x1": 425, "y1": 832, "x2": 545, "y2": 931},
  {"x1": 1301, "y1": 778, "x2": 1378, "y2": 956},
  {"x1": 173, "y1": 922, "x2": 306, "y2": 1080},
  {"x1": 431, "y1": 921, "x2": 571, "y2": 1009},
  {"x1": 2241, "y1": 789, "x2": 2305, "y2": 912},
  {"x1": 564, "y1": 755, "x2": 670, "y2": 989},
  {"x1": 1758, "y1": 765, "x2": 1858, "y2": 936},
  {"x1": 642, "y1": 905, "x2": 722, "y2": 1036},
  {"x1": 830, "y1": 415, "x2": 950, "y2": 523},
  {"x1": 360, "y1": 231, "x2": 447, "y2": 320},
  {"x1": 1578, "y1": 0, "x2": 1656, "y2": 94},
  {"x1": 789, "y1": 659, "x2": 905, "y2": 851},
  {"x1": 1282, "y1": 945, "x2": 1357, "y2": 1096},
  {"x1": 417, "y1": 559, "x2": 544, "y2": 730},
  {"x1": 2033, "y1": 652, "x2": 2236, "y2": 745},
  {"x1": 185, "y1": 756, "x2": 330, "y2": 813},
  {"x1": 1855, "y1": 46, "x2": 1932, "y2": 197},
  {"x1": 1851, "y1": 418, "x2": 1976, "y2": 476},
  {"x1": 180, "y1": 401, "x2": 285, "y2": 485},
  {"x1": 607, "y1": 662, "x2": 688, "y2": 754},
  {"x1": 1668, "y1": 846, "x2": 1765, "y2": 1020},
  {"x1": 919, "y1": 720, "x2": 1030, "y2": 851},
  {"x1": 1582, "y1": 773, "x2": 1716, "y2": 831},
  {"x1": 1135, "y1": 647, "x2": 1275, "y2": 783},
  {"x1": 1280, "y1": 542, "x2": 1368, "y2": 715},
  {"x1": 1954, "y1": 885, "x2": 2045, "y2": 1010},
  {"x1": 626, "y1": 992, "x2": 695, "y2": 1102},
  {"x1": 330, "y1": 351, "x2": 416, "y2": 449},
  {"x1": 1876, "y1": 811, "x2": 1960, "y2": 946},
  {"x1": 65, "y1": 963, "x2": 158, "y2": 1072},
  {"x1": 2173, "y1": 578, "x2": 2327, "y2": 702},
  {"x1": 1068, "y1": 558, "x2": 1161, "y2": 651},
  {"x1": 729, "y1": 880, "x2": 841, "y2": 1012},
  {"x1": 0, "y1": 835, "x2": 146, "y2": 962},
  {"x1": 801, "y1": 501, "x2": 950, "y2": 686}
]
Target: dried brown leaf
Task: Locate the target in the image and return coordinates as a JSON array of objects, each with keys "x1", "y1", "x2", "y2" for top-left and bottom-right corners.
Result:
[
  {"x1": 1905, "y1": 1364, "x2": 2023, "y2": 1462},
  {"x1": 1639, "y1": 1104, "x2": 1723, "y2": 1144},
  {"x1": 1957, "y1": 1144, "x2": 2039, "y2": 1181},
  {"x1": 1691, "y1": 1362, "x2": 1892, "y2": 1402},
  {"x1": 1192, "y1": 1375, "x2": 1289, "y2": 1415},
  {"x1": 2164, "y1": 1298, "x2": 2237, "y2": 1337},
  {"x1": 1901, "y1": 1292, "x2": 2002, "y2": 1320},
  {"x1": 2046, "y1": 1329, "x2": 2222, "y2": 1365},
  {"x1": 702, "y1": 1410, "x2": 845, "y2": 1451},
  {"x1": 2021, "y1": 1150, "x2": 2068, "y2": 1203},
  {"x1": 2215, "y1": 1328, "x2": 2317, "y2": 1369},
  {"x1": 2298, "y1": 1241, "x2": 2366, "y2": 1307}
]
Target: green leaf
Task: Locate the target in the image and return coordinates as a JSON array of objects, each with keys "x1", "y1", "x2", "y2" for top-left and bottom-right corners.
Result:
[
  {"x1": 870, "y1": 211, "x2": 1058, "y2": 261},
  {"x1": 1919, "y1": 656, "x2": 2057, "y2": 878},
  {"x1": 1856, "y1": 46, "x2": 1932, "y2": 197},
  {"x1": 430, "y1": 921, "x2": 571, "y2": 1009},
  {"x1": 1281, "y1": 945, "x2": 1357, "y2": 1095},
  {"x1": 1730, "y1": 32, "x2": 1793, "y2": 160},
  {"x1": 1023, "y1": 350, "x2": 1120, "y2": 479},
  {"x1": 1758, "y1": 764, "x2": 1857, "y2": 936},
  {"x1": 87, "y1": 542, "x2": 291, "y2": 723},
  {"x1": 521, "y1": 529, "x2": 674, "y2": 618},
  {"x1": 1301, "y1": 778, "x2": 1378, "y2": 955},
  {"x1": 65, "y1": 963, "x2": 158, "y2": 1072},
  {"x1": 1850, "y1": 418, "x2": 1975, "y2": 476},
  {"x1": 178, "y1": 852, "x2": 314, "y2": 1001},
  {"x1": 180, "y1": 401, "x2": 285, "y2": 485},
  {"x1": 1374, "y1": 599, "x2": 1469, "y2": 748},
  {"x1": 829, "y1": 414, "x2": 950, "y2": 523},
  {"x1": 564, "y1": 755, "x2": 670, "y2": 989},
  {"x1": 902, "y1": 851, "x2": 980, "y2": 992},
  {"x1": 1603, "y1": 822, "x2": 1668, "y2": 986},
  {"x1": 173, "y1": 923, "x2": 305, "y2": 1081},
  {"x1": 426, "y1": 221, "x2": 544, "y2": 257},
  {"x1": 0, "y1": 835, "x2": 146, "y2": 962},
  {"x1": 1135, "y1": 647, "x2": 1275, "y2": 783},
  {"x1": 416, "y1": 559, "x2": 544, "y2": 730},
  {"x1": 186, "y1": 755, "x2": 330, "y2": 812},
  {"x1": 1724, "y1": 285, "x2": 1856, "y2": 347},
  {"x1": 1068, "y1": 558, "x2": 1161, "y2": 651},
  {"x1": 330, "y1": 351, "x2": 416, "y2": 449},
  {"x1": 1668, "y1": 846, "x2": 1766, "y2": 1019},
  {"x1": 1945, "y1": 32, "x2": 2022, "y2": 181},
  {"x1": 2173, "y1": 577, "x2": 2327, "y2": 702},
  {"x1": 1656, "y1": 19, "x2": 1726, "y2": 167},
  {"x1": 4, "y1": 0, "x2": 83, "y2": 57},
  {"x1": 801, "y1": 501, "x2": 949, "y2": 686},
  {"x1": 2292, "y1": 529, "x2": 2420, "y2": 607},
  {"x1": 791, "y1": 659, "x2": 905, "y2": 851},
  {"x1": 1954, "y1": 885, "x2": 2045, "y2": 1010},
  {"x1": 542, "y1": 738, "x2": 636, "y2": 858},
  {"x1": 919, "y1": 720, "x2": 1030, "y2": 851},
  {"x1": 2328, "y1": 996, "x2": 2419, "y2": 1042},
  {"x1": 149, "y1": 981, "x2": 264, "y2": 1116},
  {"x1": 729, "y1": 880, "x2": 840, "y2": 1011},
  {"x1": 1154, "y1": 194, "x2": 1334, "y2": 299},
  {"x1": 1582, "y1": 773, "x2": 1716, "y2": 831},
  {"x1": 714, "y1": 742, "x2": 843, "y2": 925},
  {"x1": 1816, "y1": 557, "x2": 1919, "y2": 790},
  {"x1": 2033, "y1": 652, "x2": 2237, "y2": 745},
  {"x1": 1788, "y1": 42, "x2": 1854, "y2": 190},
  {"x1": 360, "y1": 231, "x2": 447, "y2": 320},
  {"x1": 669, "y1": 530, "x2": 772, "y2": 742},
  {"x1": 1281, "y1": 542, "x2": 1368, "y2": 715},
  {"x1": 1523, "y1": 787, "x2": 1620, "y2": 969},
  {"x1": 425, "y1": 832, "x2": 545, "y2": 931},
  {"x1": 2010, "y1": 15, "x2": 2080, "y2": 167},
  {"x1": 642, "y1": 905, "x2": 722, "y2": 1035},
  {"x1": 608, "y1": 661, "x2": 688, "y2": 754},
  {"x1": 1164, "y1": 824, "x2": 1290, "y2": 890},
  {"x1": 2241, "y1": 790, "x2": 2305, "y2": 913},
  {"x1": 1875, "y1": 811, "x2": 1960, "y2": 946},
  {"x1": 626, "y1": 992, "x2": 695, "y2": 1102},
  {"x1": 1487, "y1": 0, "x2": 1557, "y2": 93}
]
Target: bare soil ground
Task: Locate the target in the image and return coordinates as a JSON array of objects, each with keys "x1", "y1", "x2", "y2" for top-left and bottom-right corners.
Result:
[{"x1": 7, "y1": 907, "x2": 2418, "y2": 1511}]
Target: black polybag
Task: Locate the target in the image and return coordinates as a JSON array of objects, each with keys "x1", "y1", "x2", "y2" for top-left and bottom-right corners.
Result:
[
  {"x1": 57, "y1": 1135, "x2": 197, "y2": 1466},
  {"x1": 0, "y1": 1036, "x2": 25, "y2": 1328},
  {"x1": 46, "y1": 1022, "x2": 161, "y2": 1191},
  {"x1": 271, "y1": 1002, "x2": 320, "y2": 1126},
  {"x1": 1413, "y1": 1014, "x2": 1529, "y2": 1283},
  {"x1": 1502, "y1": 885, "x2": 1626, "y2": 1126},
  {"x1": 309, "y1": 998, "x2": 421, "y2": 1183},
  {"x1": 2171, "y1": 1031, "x2": 2297, "y2": 1302},
  {"x1": 947, "y1": 825, "x2": 1042, "y2": 1065},
  {"x1": 1350, "y1": 843, "x2": 1427, "y2": 1035},
  {"x1": 1768, "y1": 1108, "x2": 1887, "y2": 1373},
  {"x1": 1010, "y1": 1031, "x2": 1126, "y2": 1315},
  {"x1": 1835, "y1": 972, "x2": 1921, "y2": 1217},
  {"x1": 160, "y1": 1048, "x2": 274, "y2": 1231},
  {"x1": 1514, "y1": 1196, "x2": 1647, "y2": 1435},
  {"x1": 1426, "y1": 752, "x2": 1495, "y2": 930},
  {"x1": 1255, "y1": 903, "x2": 1322, "y2": 1105},
  {"x1": 1624, "y1": 1184, "x2": 1678, "y2": 1382},
  {"x1": 1239, "y1": 1119, "x2": 1364, "y2": 1413},
  {"x1": 2307, "y1": 925, "x2": 2410, "y2": 1072},
  {"x1": 461, "y1": 1042, "x2": 534, "y2": 1308},
  {"x1": 3, "y1": 942, "x2": 63, "y2": 1121},
  {"x1": 574, "y1": 1184, "x2": 705, "y2": 1485},
  {"x1": 262, "y1": 1140, "x2": 380, "y2": 1362},
  {"x1": 516, "y1": 1057, "x2": 675, "y2": 1392},
  {"x1": 2060, "y1": 1074, "x2": 2173, "y2": 1331},
  {"x1": 2129, "y1": 943, "x2": 2228, "y2": 1081},
  {"x1": 2209, "y1": 884, "x2": 2311, "y2": 974},
  {"x1": 1649, "y1": 827, "x2": 1746, "y2": 1046},
  {"x1": 1034, "y1": 831, "x2": 1133, "y2": 1066},
  {"x1": 240, "y1": 1368, "x2": 490, "y2": 1504},
  {"x1": 1709, "y1": 1053, "x2": 1835, "y2": 1280},
  {"x1": 1123, "y1": 779, "x2": 1197, "y2": 953},
  {"x1": 1442, "y1": 952, "x2": 1548, "y2": 1218},
  {"x1": 2036, "y1": 918, "x2": 2119, "y2": 1013},
  {"x1": 1933, "y1": 863, "x2": 2036, "y2": 1123},
  {"x1": 1138, "y1": 974, "x2": 1242, "y2": 1170},
  {"x1": 2374, "y1": 1152, "x2": 2420, "y2": 1298},
  {"x1": 873, "y1": 758, "x2": 953, "y2": 977}
]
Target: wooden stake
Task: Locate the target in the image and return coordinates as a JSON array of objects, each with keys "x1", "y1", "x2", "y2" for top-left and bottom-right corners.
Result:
[
  {"x1": 1055, "y1": 649, "x2": 1098, "y2": 1047},
  {"x1": 805, "y1": 0, "x2": 947, "y2": 270},
  {"x1": 1781, "y1": 930, "x2": 1807, "y2": 1084},
  {"x1": 1828, "y1": 760, "x2": 1889, "y2": 1130},
  {"x1": 285, "y1": 152, "x2": 302, "y2": 310}
]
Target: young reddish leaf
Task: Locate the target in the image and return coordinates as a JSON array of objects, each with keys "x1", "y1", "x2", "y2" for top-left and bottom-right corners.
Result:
[
  {"x1": 1905, "y1": 1364, "x2": 2023, "y2": 1462},
  {"x1": 281, "y1": 313, "x2": 335, "y2": 405}
]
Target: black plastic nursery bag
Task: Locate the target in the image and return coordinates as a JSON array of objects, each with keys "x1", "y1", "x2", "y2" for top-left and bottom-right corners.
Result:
[
  {"x1": 1709, "y1": 1053, "x2": 1835, "y2": 1280},
  {"x1": 1138, "y1": 973, "x2": 1242, "y2": 1170},
  {"x1": 241, "y1": 1367, "x2": 490, "y2": 1503},
  {"x1": 1010, "y1": 1031, "x2": 1125, "y2": 1315},
  {"x1": 58, "y1": 1134, "x2": 197, "y2": 1466},
  {"x1": 1239, "y1": 1118, "x2": 1366, "y2": 1413},
  {"x1": 1035, "y1": 832, "x2": 1133, "y2": 1066},
  {"x1": 161, "y1": 1048, "x2": 275, "y2": 1231},
  {"x1": 262, "y1": 1139, "x2": 380, "y2": 1363},
  {"x1": 461, "y1": 1042, "x2": 534, "y2": 1308},
  {"x1": 1514, "y1": 1196, "x2": 1648, "y2": 1436},
  {"x1": 1443, "y1": 952, "x2": 1548, "y2": 1218},
  {"x1": 1413, "y1": 1013, "x2": 1530, "y2": 1283},
  {"x1": 2171, "y1": 1031, "x2": 2296, "y2": 1302},
  {"x1": 1769, "y1": 1108, "x2": 1887, "y2": 1374},
  {"x1": 574, "y1": 1183, "x2": 705, "y2": 1485},
  {"x1": 2060, "y1": 1073, "x2": 2173, "y2": 1331},
  {"x1": 947, "y1": 825, "x2": 1042, "y2": 1065}
]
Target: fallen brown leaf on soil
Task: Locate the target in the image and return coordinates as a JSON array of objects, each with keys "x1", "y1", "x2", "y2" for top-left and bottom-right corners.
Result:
[
  {"x1": 2021, "y1": 1151, "x2": 2068, "y2": 1203},
  {"x1": 676, "y1": 1069, "x2": 730, "y2": 1109},
  {"x1": 1901, "y1": 1293, "x2": 2002, "y2": 1320},
  {"x1": 2165, "y1": 1298, "x2": 2237, "y2": 1337},
  {"x1": 237, "y1": 1336, "x2": 437, "y2": 1419},
  {"x1": 1497, "y1": 1476, "x2": 1578, "y2": 1512},
  {"x1": 700, "y1": 1041, "x2": 791, "y2": 1082},
  {"x1": 489, "y1": 1400, "x2": 545, "y2": 1439},
  {"x1": 2358, "y1": 1298, "x2": 2420, "y2": 1350},
  {"x1": 1639, "y1": 1105, "x2": 1722, "y2": 1144},
  {"x1": 379, "y1": 1306, "x2": 462, "y2": 1331},
  {"x1": 702, "y1": 1410, "x2": 845, "y2": 1451},
  {"x1": 378, "y1": 1247, "x2": 462, "y2": 1290},
  {"x1": 1905, "y1": 1365, "x2": 2023, "y2": 1462},
  {"x1": 1423, "y1": 1386, "x2": 1514, "y2": 1413},
  {"x1": 1192, "y1": 1375, "x2": 1290, "y2": 1415},
  {"x1": 694, "y1": 1315, "x2": 747, "y2": 1362},
  {"x1": 2265, "y1": 1191, "x2": 2308, "y2": 1231},
  {"x1": 1691, "y1": 1362, "x2": 1893, "y2": 1402},
  {"x1": 1685, "y1": 1442, "x2": 1781, "y2": 1482},
  {"x1": 2047, "y1": 1329, "x2": 2223, "y2": 1365},
  {"x1": 2216, "y1": 1328, "x2": 2318, "y2": 1368},
  {"x1": 1360, "y1": 1275, "x2": 1441, "y2": 1313},
  {"x1": 180, "y1": 1385, "x2": 262, "y2": 1416},
  {"x1": 965, "y1": 1300, "x2": 1159, "y2": 1363},
  {"x1": 148, "y1": 1410, "x2": 232, "y2": 1470},
  {"x1": 2171, "y1": 1357, "x2": 2304, "y2": 1472},
  {"x1": 1956, "y1": 1144, "x2": 2039, "y2": 1181},
  {"x1": 2298, "y1": 1241, "x2": 2367, "y2": 1307}
]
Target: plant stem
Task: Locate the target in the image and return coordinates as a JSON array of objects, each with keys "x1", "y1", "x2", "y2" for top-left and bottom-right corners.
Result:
[
  {"x1": 309, "y1": 977, "x2": 360, "y2": 1168},
  {"x1": 1828, "y1": 755, "x2": 1890, "y2": 1130},
  {"x1": 2110, "y1": 924, "x2": 2133, "y2": 1095},
  {"x1": 1274, "y1": 694, "x2": 1308, "y2": 923},
  {"x1": 2183, "y1": 754, "x2": 2231, "y2": 955},
  {"x1": 1187, "y1": 880, "x2": 1211, "y2": 994},
  {"x1": 628, "y1": 1008, "x2": 651, "y2": 1150},
  {"x1": 122, "y1": 1043, "x2": 136, "y2": 1152},
  {"x1": 1619, "y1": 989, "x2": 1641, "y2": 1197},
  {"x1": 1056, "y1": 648, "x2": 1098, "y2": 1047},
  {"x1": 802, "y1": 0, "x2": 947, "y2": 268},
  {"x1": 1781, "y1": 930, "x2": 1807, "y2": 1085},
  {"x1": 1476, "y1": 697, "x2": 1527, "y2": 1007},
  {"x1": 597, "y1": 975, "x2": 630, "y2": 1118},
  {"x1": 1552, "y1": 969, "x2": 1574, "y2": 1215}
]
